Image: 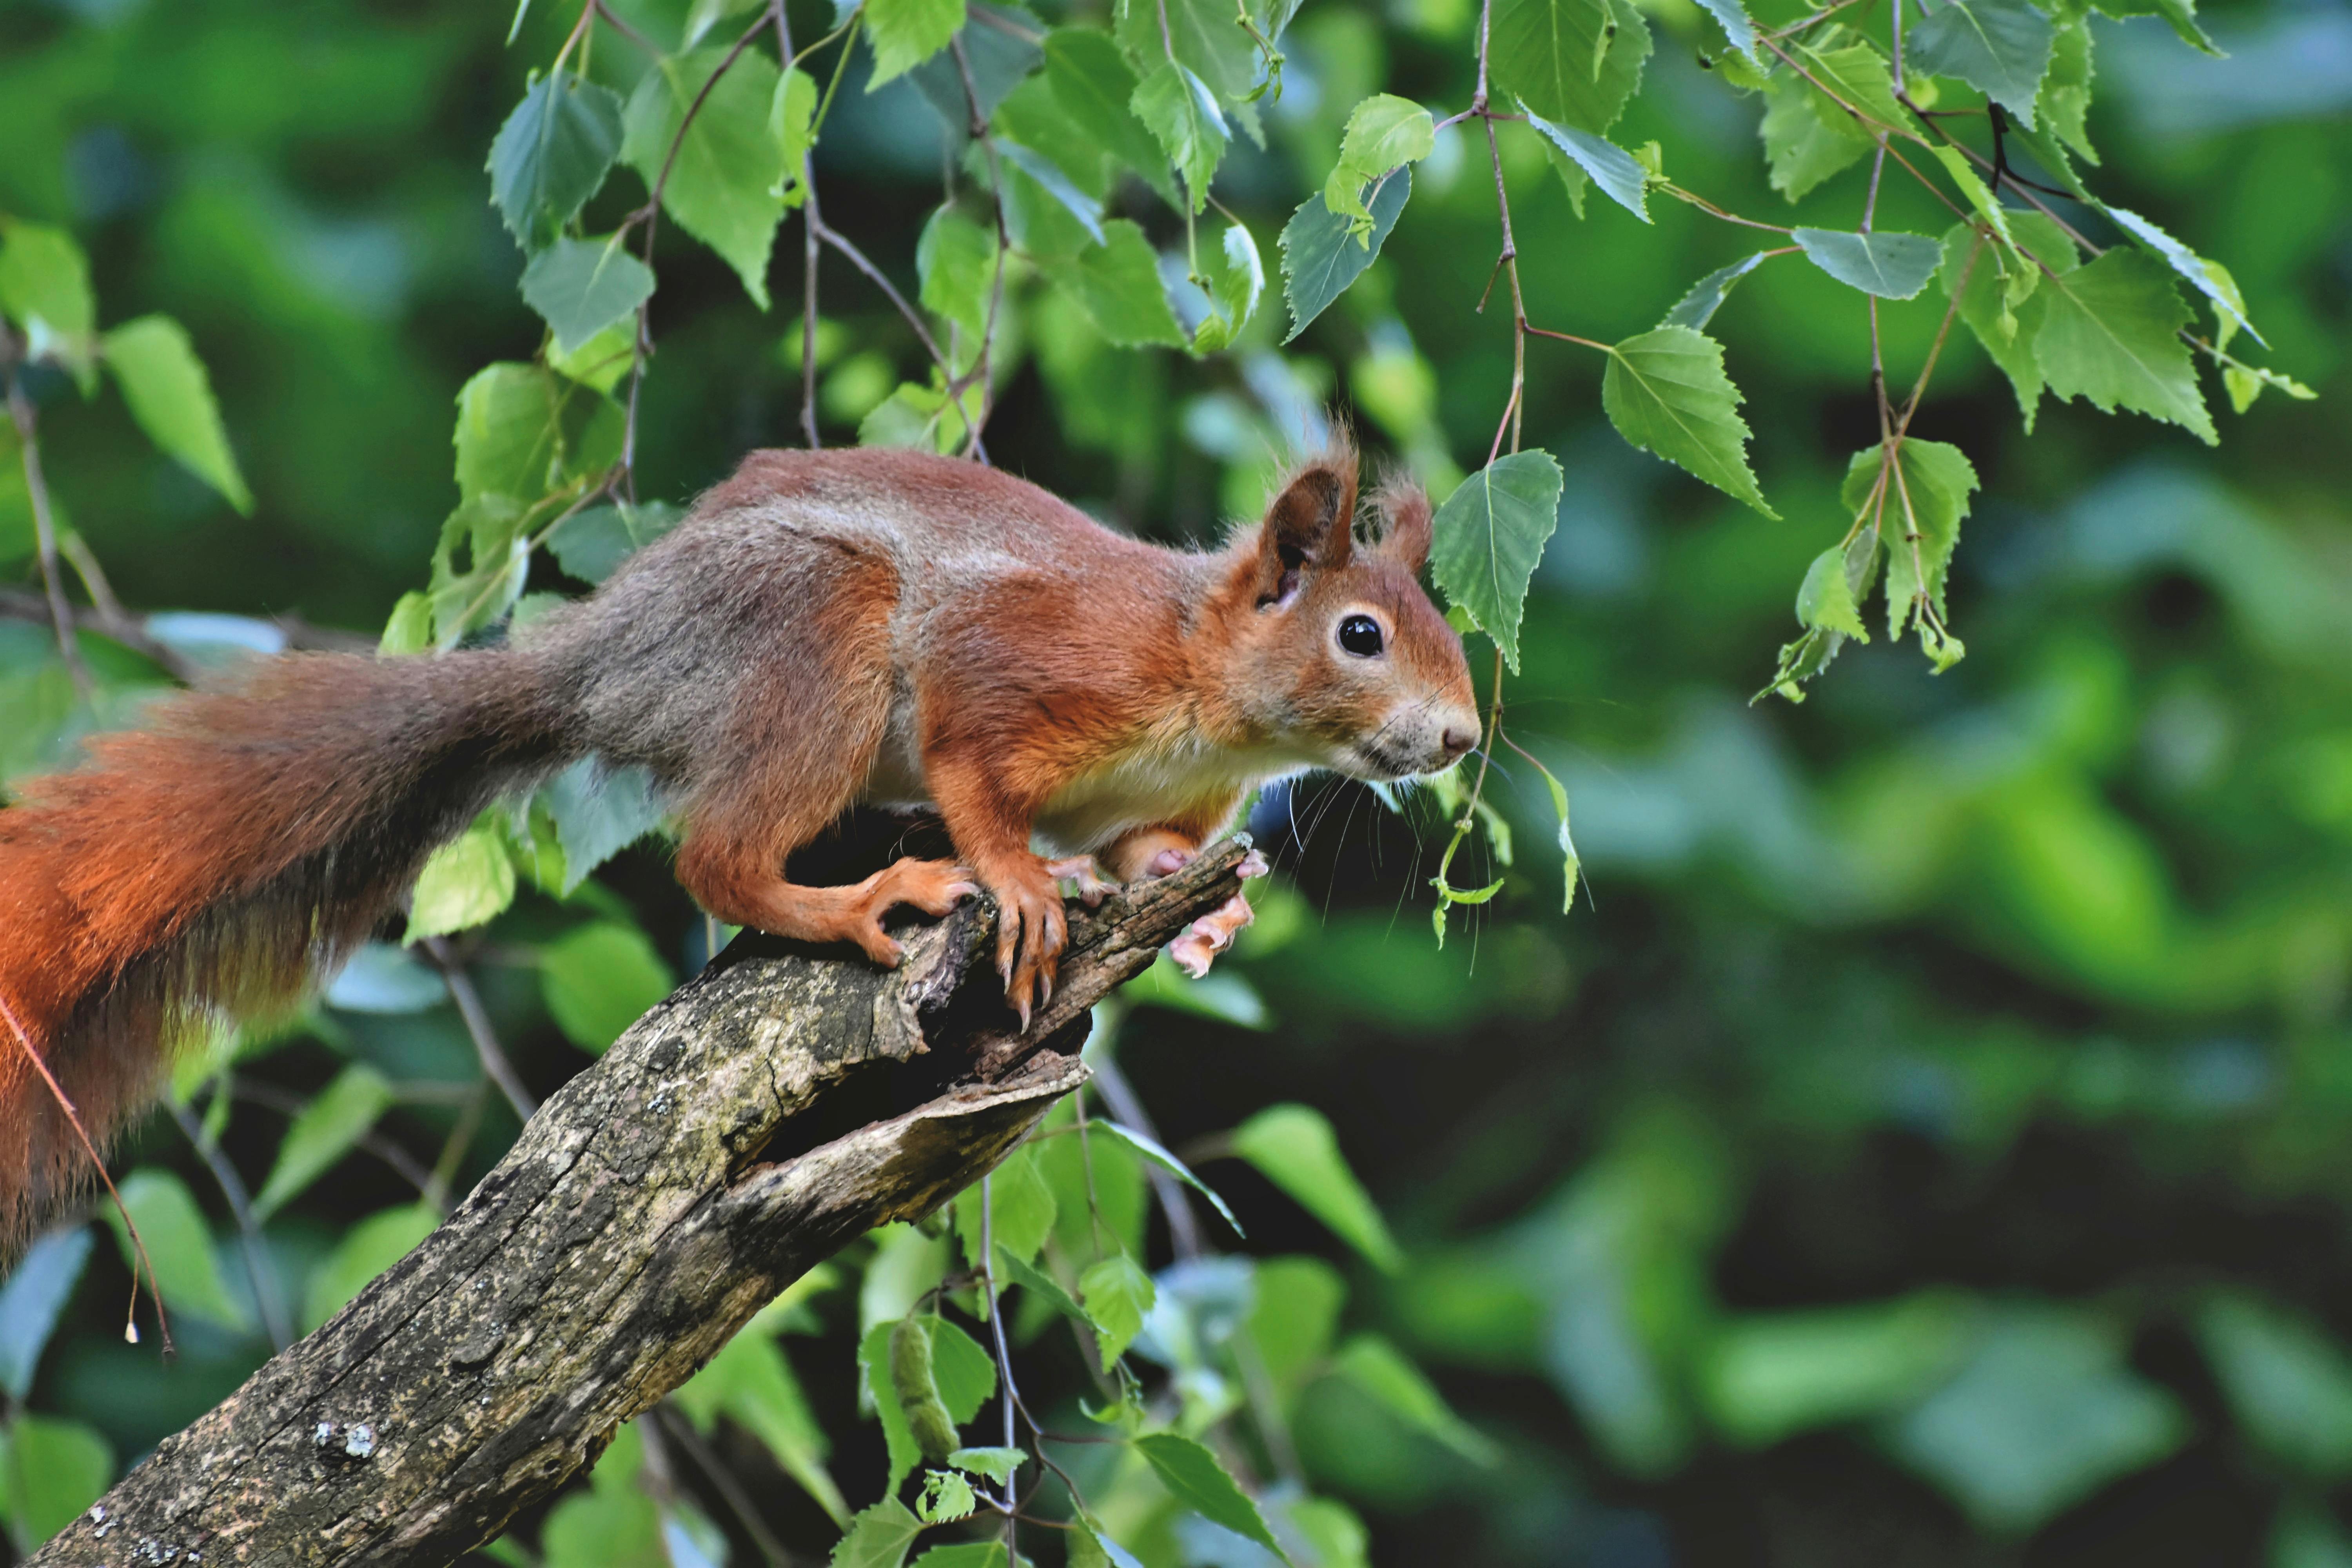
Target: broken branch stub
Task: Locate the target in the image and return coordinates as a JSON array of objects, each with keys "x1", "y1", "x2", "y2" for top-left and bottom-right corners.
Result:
[{"x1": 31, "y1": 840, "x2": 1250, "y2": 1568}]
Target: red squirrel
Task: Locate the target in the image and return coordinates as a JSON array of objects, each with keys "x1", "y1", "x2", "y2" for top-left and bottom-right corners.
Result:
[{"x1": 0, "y1": 443, "x2": 1477, "y2": 1236}]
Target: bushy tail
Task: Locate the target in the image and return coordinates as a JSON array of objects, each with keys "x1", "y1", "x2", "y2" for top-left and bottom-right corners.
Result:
[{"x1": 0, "y1": 648, "x2": 572, "y2": 1240}]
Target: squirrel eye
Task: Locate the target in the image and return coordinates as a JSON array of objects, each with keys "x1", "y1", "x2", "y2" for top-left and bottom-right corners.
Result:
[{"x1": 1336, "y1": 614, "x2": 1384, "y2": 657}]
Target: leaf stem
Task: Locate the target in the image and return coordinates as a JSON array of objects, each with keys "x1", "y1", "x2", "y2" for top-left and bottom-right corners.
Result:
[{"x1": 0, "y1": 334, "x2": 94, "y2": 699}]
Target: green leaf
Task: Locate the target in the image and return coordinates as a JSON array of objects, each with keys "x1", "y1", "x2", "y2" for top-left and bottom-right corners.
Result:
[
  {"x1": 1230, "y1": 1103, "x2": 1403, "y2": 1272},
  {"x1": 542, "y1": 920, "x2": 676, "y2": 1053},
  {"x1": 1489, "y1": 0, "x2": 1652, "y2": 135},
  {"x1": 1926, "y1": 145, "x2": 2016, "y2": 252},
  {"x1": 534, "y1": 759, "x2": 666, "y2": 897},
  {"x1": 1793, "y1": 228, "x2": 1944, "y2": 300},
  {"x1": 380, "y1": 592, "x2": 432, "y2": 655},
  {"x1": 1695, "y1": 0, "x2": 1759, "y2": 59},
  {"x1": 1791, "y1": 38, "x2": 1907, "y2": 132},
  {"x1": 684, "y1": 0, "x2": 764, "y2": 46},
  {"x1": 519, "y1": 237, "x2": 656, "y2": 356},
  {"x1": 1701, "y1": 1292, "x2": 1976, "y2": 1445},
  {"x1": 2086, "y1": 0, "x2": 2217, "y2": 55},
  {"x1": 909, "y1": 1546, "x2": 1008, "y2": 1568},
  {"x1": 828, "y1": 1499, "x2": 923, "y2": 1568},
  {"x1": 486, "y1": 72, "x2": 626, "y2": 248},
  {"x1": 1122, "y1": 951, "x2": 1270, "y2": 1025},
  {"x1": 1660, "y1": 252, "x2": 1768, "y2": 330},
  {"x1": 1323, "y1": 95, "x2": 1435, "y2": 237},
  {"x1": 1524, "y1": 750, "x2": 1583, "y2": 913},
  {"x1": 1330, "y1": 1333, "x2": 1501, "y2": 1465},
  {"x1": 0, "y1": 1415, "x2": 113, "y2": 1548},
  {"x1": 1884, "y1": 1308, "x2": 2186, "y2": 1534},
  {"x1": 1130, "y1": 61, "x2": 1227, "y2": 213},
  {"x1": 860, "y1": 1317, "x2": 995, "y2": 1493},
  {"x1": 866, "y1": 0, "x2": 967, "y2": 88},
  {"x1": 548, "y1": 499, "x2": 682, "y2": 586},
  {"x1": 1601, "y1": 326, "x2": 1775, "y2": 517},
  {"x1": 549, "y1": 319, "x2": 636, "y2": 394},
  {"x1": 2102, "y1": 205, "x2": 2259, "y2": 347},
  {"x1": 0, "y1": 1226, "x2": 91, "y2": 1402},
  {"x1": 107, "y1": 1167, "x2": 248, "y2": 1332},
  {"x1": 995, "y1": 1242, "x2": 1086, "y2": 1328},
  {"x1": 1035, "y1": 220, "x2": 1184, "y2": 347},
  {"x1": 253, "y1": 1064, "x2": 395, "y2": 1218},
  {"x1": 1526, "y1": 118, "x2": 1650, "y2": 221},
  {"x1": 1079, "y1": 1253, "x2": 1154, "y2": 1364},
  {"x1": 1089, "y1": 1119, "x2": 1245, "y2": 1237},
  {"x1": 770, "y1": 65, "x2": 821, "y2": 205},
  {"x1": 1795, "y1": 543, "x2": 1869, "y2": 641},
  {"x1": 995, "y1": 142, "x2": 1105, "y2": 245},
  {"x1": 2199, "y1": 1295, "x2": 2352, "y2": 1478},
  {"x1": 1841, "y1": 437, "x2": 1977, "y2": 638},
  {"x1": 1112, "y1": 0, "x2": 1265, "y2": 104},
  {"x1": 1044, "y1": 30, "x2": 1175, "y2": 204},
  {"x1": 947, "y1": 1445, "x2": 1025, "y2": 1485},
  {"x1": 1191, "y1": 223, "x2": 1265, "y2": 353},
  {"x1": 1938, "y1": 217, "x2": 2074, "y2": 427},
  {"x1": 927, "y1": 1318, "x2": 999, "y2": 1421},
  {"x1": 2032, "y1": 247, "x2": 2215, "y2": 443},
  {"x1": 917, "y1": 209, "x2": 1000, "y2": 338},
  {"x1": 954, "y1": 1145, "x2": 1058, "y2": 1270},
  {"x1": 2037, "y1": 18, "x2": 2096, "y2": 163},
  {"x1": 301, "y1": 1201, "x2": 439, "y2": 1332},
  {"x1": 0, "y1": 219, "x2": 97, "y2": 383},
  {"x1": 1903, "y1": 0, "x2": 2056, "y2": 125},
  {"x1": 916, "y1": 1469, "x2": 977, "y2": 1524},
  {"x1": 102, "y1": 316, "x2": 252, "y2": 513},
  {"x1": 405, "y1": 821, "x2": 517, "y2": 942},
  {"x1": 1133, "y1": 1432, "x2": 1289, "y2": 1561},
  {"x1": 1280, "y1": 167, "x2": 1412, "y2": 343},
  {"x1": 1068, "y1": 1526, "x2": 1146, "y2": 1568},
  {"x1": 675, "y1": 1326, "x2": 848, "y2": 1523},
  {"x1": 2221, "y1": 359, "x2": 2318, "y2": 415},
  {"x1": 1428, "y1": 450, "x2": 1564, "y2": 675},
  {"x1": 453, "y1": 361, "x2": 601, "y2": 502},
  {"x1": 1759, "y1": 73, "x2": 1870, "y2": 201},
  {"x1": 623, "y1": 48, "x2": 788, "y2": 307}
]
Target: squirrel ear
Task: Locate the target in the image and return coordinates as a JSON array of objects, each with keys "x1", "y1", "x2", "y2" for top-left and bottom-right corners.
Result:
[
  {"x1": 1374, "y1": 484, "x2": 1433, "y2": 575},
  {"x1": 1254, "y1": 460, "x2": 1356, "y2": 605}
]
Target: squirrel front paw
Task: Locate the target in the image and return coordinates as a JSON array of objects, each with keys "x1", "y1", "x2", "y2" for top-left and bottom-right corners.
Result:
[{"x1": 986, "y1": 860, "x2": 1072, "y2": 1029}]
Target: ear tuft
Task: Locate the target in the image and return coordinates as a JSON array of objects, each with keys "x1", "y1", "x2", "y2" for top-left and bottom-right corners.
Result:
[
  {"x1": 1372, "y1": 481, "x2": 1433, "y2": 575},
  {"x1": 1252, "y1": 445, "x2": 1359, "y2": 604}
]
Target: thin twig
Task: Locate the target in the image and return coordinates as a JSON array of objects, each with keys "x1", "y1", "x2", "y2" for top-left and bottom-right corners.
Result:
[
  {"x1": 423, "y1": 938, "x2": 537, "y2": 1122},
  {"x1": 774, "y1": 0, "x2": 823, "y2": 449},
  {"x1": 1, "y1": 334, "x2": 94, "y2": 698},
  {"x1": 169, "y1": 1097, "x2": 291, "y2": 1350},
  {"x1": 229, "y1": 1080, "x2": 446, "y2": 1203},
  {"x1": 657, "y1": 1405, "x2": 797, "y2": 1568},
  {"x1": 1086, "y1": 1053, "x2": 1201, "y2": 1259}
]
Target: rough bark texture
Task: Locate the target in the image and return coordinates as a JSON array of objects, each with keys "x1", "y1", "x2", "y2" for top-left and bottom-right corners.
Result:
[{"x1": 33, "y1": 842, "x2": 1250, "y2": 1568}]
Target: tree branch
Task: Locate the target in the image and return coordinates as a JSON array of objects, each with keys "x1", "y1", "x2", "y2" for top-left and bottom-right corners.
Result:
[{"x1": 31, "y1": 843, "x2": 1250, "y2": 1568}]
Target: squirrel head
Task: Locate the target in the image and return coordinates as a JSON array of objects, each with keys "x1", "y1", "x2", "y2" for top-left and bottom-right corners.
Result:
[{"x1": 1210, "y1": 450, "x2": 1480, "y2": 782}]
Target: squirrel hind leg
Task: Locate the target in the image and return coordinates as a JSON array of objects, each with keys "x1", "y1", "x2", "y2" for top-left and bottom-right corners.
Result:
[{"x1": 686, "y1": 855, "x2": 978, "y2": 967}]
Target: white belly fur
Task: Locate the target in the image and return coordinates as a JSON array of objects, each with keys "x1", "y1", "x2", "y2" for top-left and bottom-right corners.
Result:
[{"x1": 857, "y1": 727, "x2": 1316, "y2": 857}]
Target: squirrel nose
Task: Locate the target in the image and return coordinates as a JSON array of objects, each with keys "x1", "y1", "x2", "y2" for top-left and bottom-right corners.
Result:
[{"x1": 1441, "y1": 724, "x2": 1477, "y2": 760}]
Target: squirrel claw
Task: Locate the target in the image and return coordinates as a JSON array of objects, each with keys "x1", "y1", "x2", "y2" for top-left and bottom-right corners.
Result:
[
  {"x1": 1166, "y1": 891, "x2": 1255, "y2": 978},
  {"x1": 1237, "y1": 848, "x2": 1271, "y2": 880},
  {"x1": 1045, "y1": 856, "x2": 1114, "y2": 907}
]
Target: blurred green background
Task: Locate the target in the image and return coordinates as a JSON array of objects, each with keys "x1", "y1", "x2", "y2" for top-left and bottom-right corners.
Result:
[{"x1": 2, "y1": 0, "x2": 2350, "y2": 1561}]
